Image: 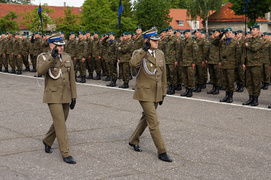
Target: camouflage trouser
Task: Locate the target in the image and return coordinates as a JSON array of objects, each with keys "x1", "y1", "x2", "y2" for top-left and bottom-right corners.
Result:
[
  {"x1": 22, "y1": 54, "x2": 29, "y2": 68},
  {"x1": 14, "y1": 55, "x2": 23, "y2": 71},
  {"x1": 32, "y1": 55, "x2": 37, "y2": 69},
  {"x1": 203, "y1": 62, "x2": 208, "y2": 83},
  {"x1": 108, "y1": 59, "x2": 117, "y2": 80},
  {"x1": 262, "y1": 63, "x2": 270, "y2": 84},
  {"x1": 182, "y1": 66, "x2": 195, "y2": 89},
  {"x1": 93, "y1": 57, "x2": 101, "y2": 75},
  {"x1": 101, "y1": 56, "x2": 108, "y2": 75},
  {"x1": 78, "y1": 59, "x2": 86, "y2": 77},
  {"x1": 86, "y1": 57, "x2": 93, "y2": 75},
  {"x1": 1, "y1": 54, "x2": 8, "y2": 68},
  {"x1": 166, "y1": 64, "x2": 177, "y2": 86},
  {"x1": 176, "y1": 64, "x2": 182, "y2": 85},
  {"x1": 195, "y1": 63, "x2": 204, "y2": 85},
  {"x1": 221, "y1": 68, "x2": 235, "y2": 92},
  {"x1": 7, "y1": 54, "x2": 15, "y2": 70},
  {"x1": 208, "y1": 64, "x2": 221, "y2": 86},
  {"x1": 235, "y1": 64, "x2": 244, "y2": 85},
  {"x1": 246, "y1": 66, "x2": 261, "y2": 96},
  {"x1": 0, "y1": 54, "x2": 2, "y2": 68},
  {"x1": 119, "y1": 62, "x2": 130, "y2": 83}
]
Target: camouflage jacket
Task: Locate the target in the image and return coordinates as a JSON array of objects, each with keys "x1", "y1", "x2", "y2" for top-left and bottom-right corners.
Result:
[
  {"x1": 86, "y1": 38, "x2": 92, "y2": 57},
  {"x1": 5, "y1": 37, "x2": 14, "y2": 55},
  {"x1": 158, "y1": 37, "x2": 166, "y2": 53},
  {"x1": 260, "y1": 40, "x2": 271, "y2": 64},
  {"x1": 66, "y1": 38, "x2": 77, "y2": 58},
  {"x1": 33, "y1": 38, "x2": 43, "y2": 56},
  {"x1": 13, "y1": 39, "x2": 23, "y2": 56},
  {"x1": 42, "y1": 39, "x2": 50, "y2": 53},
  {"x1": 195, "y1": 38, "x2": 204, "y2": 63},
  {"x1": 203, "y1": 38, "x2": 210, "y2": 61},
  {"x1": 0, "y1": 38, "x2": 7, "y2": 54},
  {"x1": 107, "y1": 40, "x2": 118, "y2": 61},
  {"x1": 119, "y1": 40, "x2": 132, "y2": 63},
  {"x1": 246, "y1": 35, "x2": 264, "y2": 67},
  {"x1": 181, "y1": 37, "x2": 198, "y2": 67},
  {"x1": 92, "y1": 38, "x2": 101, "y2": 58},
  {"x1": 164, "y1": 35, "x2": 179, "y2": 64},
  {"x1": 75, "y1": 38, "x2": 87, "y2": 60},
  {"x1": 133, "y1": 35, "x2": 144, "y2": 51},
  {"x1": 21, "y1": 39, "x2": 30, "y2": 54},
  {"x1": 208, "y1": 38, "x2": 220, "y2": 64}
]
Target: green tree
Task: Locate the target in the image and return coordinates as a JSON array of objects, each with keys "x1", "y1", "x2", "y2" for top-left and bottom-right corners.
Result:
[
  {"x1": 229, "y1": 0, "x2": 271, "y2": 28},
  {"x1": 0, "y1": 11, "x2": 20, "y2": 33},
  {"x1": 0, "y1": 0, "x2": 29, "y2": 4},
  {"x1": 133, "y1": 0, "x2": 172, "y2": 31},
  {"x1": 54, "y1": 7, "x2": 83, "y2": 38},
  {"x1": 169, "y1": 0, "x2": 188, "y2": 9},
  {"x1": 20, "y1": 5, "x2": 54, "y2": 33},
  {"x1": 186, "y1": 0, "x2": 224, "y2": 33}
]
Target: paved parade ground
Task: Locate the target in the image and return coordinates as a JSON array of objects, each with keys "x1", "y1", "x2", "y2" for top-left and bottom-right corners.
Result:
[{"x1": 0, "y1": 71, "x2": 271, "y2": 180}]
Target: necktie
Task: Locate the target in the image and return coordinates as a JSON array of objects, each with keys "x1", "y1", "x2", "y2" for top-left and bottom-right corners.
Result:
[{"x1": 151, "y1": 51, "x2": 154, "y2": 57}]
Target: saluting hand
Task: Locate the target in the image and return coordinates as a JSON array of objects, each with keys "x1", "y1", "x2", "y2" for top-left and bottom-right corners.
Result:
[
  {"x1": 174, "y1": 61, "x2": 178, "y2": 68},
  {"x1": 82, "y1": 58, "x2": 85, "y2": 63},
  {"x1": 192, "y1": 64, "x2": 195, "y2": 70},
  {"x1": 243, "y1": 64, "x2": 246, "y2": 72}
]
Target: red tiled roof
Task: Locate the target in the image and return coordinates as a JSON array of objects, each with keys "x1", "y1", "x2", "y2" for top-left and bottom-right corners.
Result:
[
  {"x1": 208, "y1": 2, "x2": 267, "y2": 22},
  {"x1": 0, "y1": 3, "x2": 82, "y2": 29}
]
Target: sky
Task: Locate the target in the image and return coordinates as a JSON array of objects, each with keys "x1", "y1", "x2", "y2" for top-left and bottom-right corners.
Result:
[{"x1": 32, "y1": 0, "x2": 85, "y2": 7}]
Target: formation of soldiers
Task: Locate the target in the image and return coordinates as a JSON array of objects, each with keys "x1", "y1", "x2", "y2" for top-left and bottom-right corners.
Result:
[{"x1": 0, "y1": 25, "x2": 270, "y2": 107}]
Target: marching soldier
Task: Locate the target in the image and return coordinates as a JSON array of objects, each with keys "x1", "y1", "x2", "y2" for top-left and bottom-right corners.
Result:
[
  {"x1": 180, "y1": 29, "x2": 198, "y2": 97},
  {"x1": 242, "y1": 25, "x2": 264, "y2": 106},
  {"x1": 21, "y1": 33, "x2": 30, "y2": 71},
  {"x1": 5, "y1": 32, "x2": 15, "y2": 73},
  {"x1": 75, "y1": 31, "x2": 88, "y2": 83},
  {"x1": 85, "y1": 30, "x2": 93, "y2": 79},
  {"x1": 212, "y1": 28, "x2": 240, "y2": 103},
  {"x1": 129, "y1": 28, "x2": 172, "y2": 162},
  {"x1": 13, "y1": 33, "x2": 23, "y2": 75},
  {"x1": 37, "y1": 33, "x2": 77, "y2": 164},
  {"x1": 201, "y1": 31, "x2": 208, "y2": 89}
]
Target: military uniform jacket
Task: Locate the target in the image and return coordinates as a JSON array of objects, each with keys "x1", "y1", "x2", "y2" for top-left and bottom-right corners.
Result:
[
  {"x1": 66, "y1": 38, "x2": 77, "y2": 58},
  {"x1": 133, "y1": 35, "x2": 144, "y2": 51},
  {"x1": 208, "y1": 38, "x2": 220, "y2": 64},
  {"x1": 13, "y1": 39, "x2": 22, "y2": 56},
  {"x1": 37, "y1": 51, "x2": 77, "y2": 103},
  {"x1": 0, "y1": 38, "x2": 7, "y2": 54},
  {"x1": 86, "y1": 38, "x2": 93, "y2": 57},
  {"x1": 181, "y1": 38, "x2": 198, "y2": 67},
  {"x1": 245, "y1": 36, "x2": 264, "y2": 67},
  {"x1": 203, "y1": 38, "x2": 210, "y2": 61},
  {"x1": 158, "y1": 37, "x2": 166, "y2": 53},
  {"x1": 75, "y1": 38, "x2": 87, "y2": 60},
  {"x1": 130, "y1": 48, "x2": 167, "y2": 102},
  {"x1": 260, "y1": 40, "x2": 271, "y2": 64},
  {"x1": 92, "y1": 38, "x2": 101, "y2": 59},
  {"x1": 119, "y1": 40, "x2": 132, "y2": 63},
  {"x1": 213, "y1": 36, "x2": 240, "y2": 69},
  {"x1": 196, "y1": 38, "x2": 204, "y2": 63},
  {"x1": 164, "y1": 35, "x2": 179, "y2": 64},
  {"x1": 236, "y1": 38, "x2": 245, "y2": 66},
  {"x1": 33, "y1": 38, "x2": 43, "y2": 56},
  {"x1": 106, "y1": 40, "x2": 118, "y2": 61},
  {"x1": 5, "y1": 37, "x2": 14, "y2": 55},
  {"x1": 21, "y1": 39, "x2": 30, "y2": 55},
  {"x1": 42, "y1": 39, "x2": 50, "y2": 53}
]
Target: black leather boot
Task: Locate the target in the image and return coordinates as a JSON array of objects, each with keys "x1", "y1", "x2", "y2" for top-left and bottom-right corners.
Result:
[
  {"x1": 168, "y1": 86, "x2": 175, "y2": 95},
  {"x1": 181, "y1": 88, "x2": 188, "y2": 96},
  {"x1": 235, "y1": 84, "x2": 241, "y2": 92},
  {"x1": 176, "y1": 84, "x2": 182, "y2": 91},
  {"x1": 93, "y1": 74, "x2": 101, "y2": 80},
  {"x1": 263, "y1": 83, "x2": 269, "y2": 90},
  {"x1": 4, "y1": 67, "x2": 8, "y2": 72},
  {"x1": 195, "y1": 84, "x2": 202, "y2": 93},
  {"x1": 220, "y1": 92, "x2": 229, "y2": 102},
  {"x1": 238, "y1": 85, "x2": 244, "y2": 92},
  {"x1": 242, "y1": 95, "x2": 253, "y2": 105},
  {"x1": 167, "y1": 85, "x2": 172, "y2": 94},
  {"x1": 251, "y1": 96, "x2": 259, "y2": 106},
  {"x1": 193, "y1": 84, "x2": 198, "y2": 92},
  {"x1": 119, "y1": 82, "x2": 129, "y2": 88},
  {"x1": 186, "y1": 89, "x2": 193, "y2": 97},
  {"x1": 111, "y1": 79, "x2": 117, "y2": 87},
  {"x1": 213, "y1": 86, "x2": 220, "y2": 95},
  {"x1": 86, "y1": 74, "x2": 93, "y2": 79},
  {"x1": 201, "y1": 83, "x2": 206, "y2": 89},
  {"x1": 80, "y1": 76, "x2": 86, "y2": 83},
  {"x1": 25, "y1": 66, "x2": 30, "y2": 71},
  {"x1": 226, "y1": 92, "x2": 233, "y2": 103},
  {"x1": 207, "y1": 85, "x2": 215, "y2": 94}
]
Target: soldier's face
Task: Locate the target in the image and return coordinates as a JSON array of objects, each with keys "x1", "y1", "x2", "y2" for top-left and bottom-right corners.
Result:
[
  {"x1": 149, "y1": 39, "x2": 158, "y2": 50},
  {"x1": 251, "y1": 28, "x2": 259, "y2": 36},
  {"x1": 50, "y1": 44, "x2": 64, "y2": 54},
  {"x1": 123, "y1": 35, "x2": 127, "y2": 41},
  {"x1": 195, "y1": 31, "x2": 201, "y2": 38},
  {"x1": 161, "y1": 32, "x2": 166, "y2": 37},
  {"x1": 263, "y1": 35, "x2": 269, "y2": 40},
  {"x1": 201, "y1": 34, "x2": 206, "y2": 39},
  {"x1": 109, "y1": 34, "x2": 115, "y2": 40},
  {"x1": 225, "y1": 31, "x2": 232, "y2": 39},
  {"x1": 1, "y1": 34, "x2": 5, "y2": 38},
  {"x1": 167, "y1": 29, "x2": 173, "y2": 36},
  {"x1": 8, "y1": 33, "x2": 12, "y2": 38},
  {"x1": 184, "y1": 32, "x2": 191, "y2": 39},
  {"x1": 70, "y1": 34, "x2": 75, "y2": 39},
  {"x1": 136, "y1": 29, "x2": 142, "y2": 35},
  {"x1": 175, "y1": 32, "x2": 181, "y2": 38},
  {"x1": 79, "y1": 34, "x2": 83, "y2": 39}
]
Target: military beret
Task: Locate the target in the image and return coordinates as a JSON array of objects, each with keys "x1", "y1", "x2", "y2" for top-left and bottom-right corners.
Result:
[
  {"x1": 166, "y1": 26, "x2": 173, "y2": 31},
  {"x1": 247, "y1": 31, "x2": 251, "y2": 34},
  {"x1": 250, "y1": 25, "x2": 260, "y2": 29},
  {"x1": 85, "y1": 30, "x2": 90, "y2": 34},
  {"x1": 1, "y1": 32, "x2": 5, "y2": 35},
  {"x1": 142, "y1": 28, "x2": 160, "y2": 41},
  {"x1": 213, "y1": 29, "x2": 220, "y2": 33},
  {"x1": 91, "y1": 33, "x2": 94, "y2": 36},
  {"x1": 48, "y1": 33, "x2": 65, "y2": 45},
  {"x1": 160, "y1": 29, "x2": 166, "y2": 33},
  {"x1": 201, "y1": 31, "x2": 206, "y2": 34},
  {"x1": 268, "y1": 33, "x2": 271, "y2": 36},
  {"x1": 70, "y1": 32, "x2": 75, "y2": 35},
  {"x1": 210, "y1": 32, "x2": 213, "y2": 35},
  {"x1": 225, "y1": 28, "x2": 232, "y2": 32},
  {"x1": 183, "y1": 29, "x2": 191, "y2": 33},
  {"x1": 101, "y1": 34, "x2": 105, "y2": 37},
  {"x1": 93, "y1": 31, "x2": 98, "y2": 34},
  {"x1": 135, "y1": 26, "x2": 142, "y2": 31},
  {"x1": 193, "y1": 29, "x2": 201, "y2": 34},
  {"x1": 237, "y1": 30, "x2": 243, "y2": 34},
  {"x1": 151, "y1": 26, "x2": 158, "y2": 30},
  {"x1": 61, "y1": 32, "x2": 65, "y2": 34},
  {"x1": 126, "y1": 32, "x2": 131, "y2": 35},
  {"x1": 174, "y1": 29, "x2": 180, "y2": 34},
  {"x1": 52, "y1": 31, "x2": 56, "y2": 34},
  {"x1": 34, "y1": 32, "x2": 39, "y2": 35},
  {"x1": 78, "y1": 31, "x2": 85, "y2": 35},
  {"x1": 220, "y1": 29, "x2": 225, "y2": 33},
  {"x1": 8, "y1": 32, "x2": 13, "y2": 34},
  {"x1": 262, "y1": 32, "x2": 268, "y2": 36},
  {"x1": 22, "y1": 33, "x2": 27, "y2": 36},
  {"x1": 110, "y1": 32, "x2": 115, "y2": 36},
  {"x1": 133, "y1": 32, "x2": 136, "y2": 36},
  {"x1": 39, "y1": 33, "x2": 42, "y2": 35},
  {"x1": 14, "y1": 33, "x2": 19, "y2": 35}
]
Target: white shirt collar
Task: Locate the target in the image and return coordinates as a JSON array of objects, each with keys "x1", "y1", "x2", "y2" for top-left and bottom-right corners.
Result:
[{"x1": 148, "y1": 49, "x2": 156, "y2": 58}]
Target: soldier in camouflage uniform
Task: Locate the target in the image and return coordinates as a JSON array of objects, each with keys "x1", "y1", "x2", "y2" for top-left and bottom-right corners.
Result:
[
  {"x1": 66, "y1": 32, "x2": 77, "y2": 77},
  {"x1": 212, "y1": 28, "x2": 240, "y2": 103},
  {"x1": 174, "y1": 29, "x2": 183, "y2": 91},
  {"x1": 13, "y1": 33, "x2": 23, "y2": 74},
  {"x1": 193, "y1": 29, "x2": 205, "y2": 93},
  {"x1": 118, "y1": 32, "x2": 132, "y2": 88},
  {"x1": 206, "y1": 30, "x2": 221, "y2": 95},
  {"x1": 201, "y1": 31, "x2": 208, "y2": 89},
  {"x1": 180, "y1": 29, "x2": 198, "y2": 97},
  {"x1": 85, "y1": 31, "x2": 94, "y2": 79},
  {"x1": 101, "y1": 34, "x2": 110, "y2": 81},
  {"x1": 92, "y1": 31, "x2": 102, "y2": 80},
  {"x1": 158, "y1": 29, "x2": 167, "y2": 52},
  {"x1": 32, "y1": 32, "x2": 43, "y2": 74},
  {"x1": 21, "y1": 33, "x2": 30, "y2": 71},
  {"x1": 133, "y1": 26, "x2": 144, "y2": 51},
  {"x1": 75, "y1": 31, "x2": 88, "y2": 83},
  {"x1": 105, "y1": 32, "x2": 118, "y2": 87},
  {"x1": 235, "y1": 30, "x2": 245, "y2": 92},
  {"x1": 164, "y1": 26, "x2": 179, "y2": 95},
  {"x1": 5, "y1": 32, "x2": 15, "y2": 73},
  {"x1": 0, "y1": 32, "x2": 8, "y2": 72},
  {"x1": 242, "y1": 25, "x2": 264, "y2": 106},
  {"x1": 260, "y1": 32, "x2": 270, "y2": 90},
  {"x1": 42, "y1": 33, "x2": 50, "y2": 53}
]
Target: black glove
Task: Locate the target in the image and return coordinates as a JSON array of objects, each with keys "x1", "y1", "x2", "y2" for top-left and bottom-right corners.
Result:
[
  {"x1": 51, "y1": 45, "x2": 58, "y2": 59},
  {"x1": 219, "y1": 31, "x2": 226, "y2": 39},
  {"x1": 70, "y1": 98, "x2": 76, "y2": 109},
  {"x1": 159, "y1": 96, "x2": 165, "y2": 106},
  {"x1": 142, "y1": 38, "x2": 151, "y2": 52}
]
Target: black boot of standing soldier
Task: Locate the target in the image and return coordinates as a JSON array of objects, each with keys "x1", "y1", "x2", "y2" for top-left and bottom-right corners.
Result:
[
  {"x1": 207, "y1": 85, "x2": 215, "y2": 94},
  {"x1": 242, "y1": 95, "x2": 253, "y2": 105},
  {"x1": 251, "y1": 96, "x2": 259, "y2": 106},
  {"x1": 180, "y1": 88, "x2": 188, "y2": 96},
  {"x1": 226, "y1": 92, "x2": 233, "y2": 103},
  {"x1": 220, "y1": 92, "x2": 229, "y2": 102}
]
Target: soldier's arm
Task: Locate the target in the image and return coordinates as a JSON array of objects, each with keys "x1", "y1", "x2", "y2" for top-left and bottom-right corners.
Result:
[
  {"x1": 37, "y1": 54, "x2": 55, "y2": 75},
  {"x1": 246, "y1": 39, "x2": 264, "y2": 52},
  {"x1": 212, "y1": 36, "x2": 221, "y2": 47},
  {"x1": 69, "y1": 57, "x2": 77, "y2": 99},
  {"x1": 129, "y1": 49, "x2": 146, "y2": 68}
]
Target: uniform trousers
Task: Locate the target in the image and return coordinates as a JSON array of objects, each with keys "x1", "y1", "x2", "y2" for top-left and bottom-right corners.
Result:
[
  {"x1": 86, "y1": 57, "x2": 93, "y2": 75},
  {"x1": 2, "y1": 54, "x2": 8, "y2": 69},
  {"x1": 235, "y1": 64, "x2": 244, "y2": 85},
  {"x1": 176, "y1": 64, "x2": 182, "y2": 85},
  {"x1": 78, "y1": 59, "x2": 86, "y2": 77},
  {"x1": 208, "y1": 64, "x2": 221, "y2": 86},
  {"x1": 22, "y1": 54, "x2": 29, "y2": 69},
  {"x1": 222, "y1": 69, "x2": 235, "y2": 92},
  {"x1": 43, "y1": 103, "x2": 71, "y2": 158},
  {"x1": 93, "y1": 57, "x2": 101, "y2": 75},
  {"x1": 108, "y1": 59, "x2": 117, "y2": 80},
  {"x1": 14, "y1": 55, "x2": 23, "y2": 71},
  {"x1": 182, "y1": 66, "x2": 195, "y2": 89},
  {"x1": 119, "y1": 62, "x2": 130, "y2": 83},
  {"x1": 246, "y1": 66, "x2": 262, "y2": 96},
  {"x1": 32, "y1": 55, "x2": 37, "y2": 69},
  {"x1": 129, "y1": 101, "x2": 167, "y2": 154},
  {"x1": 262, "y1": 63, "x2": 270, "y2": 84},
  {"x1": 166, "y1": 64, "x2": 177, "y2": 86},
  {"x1": 195, "y1": 63, "x2": 204, "y2": 85},
  {"x1": 7, "y1": 54, "x2": 15, "y2": 70}
]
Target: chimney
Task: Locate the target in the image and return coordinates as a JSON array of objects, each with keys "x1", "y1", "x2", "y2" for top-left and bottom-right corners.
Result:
[{"x1": 64, "y1": 2, "x2": 66, "y2": 7}]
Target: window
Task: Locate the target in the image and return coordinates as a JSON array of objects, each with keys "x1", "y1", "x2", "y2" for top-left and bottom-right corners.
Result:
[{"x1": 178, "y1": 20, "x2": 184, "y2": 26}]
